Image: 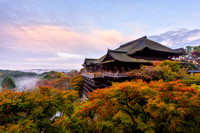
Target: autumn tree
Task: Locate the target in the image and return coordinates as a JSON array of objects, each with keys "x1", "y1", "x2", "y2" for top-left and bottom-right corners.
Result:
[
  {"x1": 184, "y1": 45, "x2": 200, "y2": 69},
  {"x1": 160, "y1": 60, "x2": 181, "y2": 72},
  {"x1": 70, "y1": 74, "x2": 83, "y2": 97},
  {"x1": 38, "y1": 72, "x2": 73, "y2": 91},
  {"x1": 181, "y1": 60, "x2": 197, "y2": 70},
  {"x1": 0, "y1": 86, "x2": 78, "y2": 132},
  {"x1": 74, "y1": 80, "x2": 200, "y2": 132},
  {"x1": 128, "y1": 60, "x2": 187, "y2": 82}
]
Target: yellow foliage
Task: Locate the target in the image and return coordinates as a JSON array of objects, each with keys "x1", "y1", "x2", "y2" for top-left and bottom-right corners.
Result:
[{"x1": 70, "y1": 74, "x2": 83, "y2": 91}]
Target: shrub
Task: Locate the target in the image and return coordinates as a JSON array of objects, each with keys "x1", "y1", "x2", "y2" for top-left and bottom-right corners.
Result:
[
  {"x1": 160, "y1": 60, "x2": 181, "y2": 72},
  {"x1": 181, "y1": 74, "x2": 200, "y2": 85},
  {"x1": 181, "y1": 60, "x2": 197, "y2": 70}
]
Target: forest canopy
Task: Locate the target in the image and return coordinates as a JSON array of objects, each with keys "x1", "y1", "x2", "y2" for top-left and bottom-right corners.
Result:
[
  {"x1": 0, "y1": 61, "x2": 200, "y2": 132},
  {"x1": 0, "y1": 70, "x2": 37, "y2": 78}
]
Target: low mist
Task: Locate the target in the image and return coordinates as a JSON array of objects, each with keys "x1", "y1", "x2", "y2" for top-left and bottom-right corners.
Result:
[{"x1": 15, "y1": 76, "x2": 41, "y2": 92}]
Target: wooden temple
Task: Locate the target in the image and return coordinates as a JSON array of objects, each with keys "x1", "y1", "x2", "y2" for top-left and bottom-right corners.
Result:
[{"x1": 82, "y1": 36, "x2": 186, "y2": 97}]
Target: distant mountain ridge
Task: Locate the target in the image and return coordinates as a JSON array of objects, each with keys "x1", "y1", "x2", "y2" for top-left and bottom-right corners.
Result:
[
  {"x1": 149, "y1": 28, "x2": 200, "y2": 49},
  {"x1": 21, "y1": 69, "x2": 72, "y2": 74},
  {"x1": 0, "y1": 69, "x2": 37, "y2": 78}
]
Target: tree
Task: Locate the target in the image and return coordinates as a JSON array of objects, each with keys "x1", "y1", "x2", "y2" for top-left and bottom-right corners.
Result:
[
  {"x1": 191, "y1": 50, "x2": 200, "y2": 57},
  {"x1": 75, "y1": 80, "x2": 200, "y2": 132},
  {"x1": 185, "y1": 46, "x2": 193, "y2": 54},
  {"x1": 160, "y1": 60, "x2": 181, "y2": 72},
  {"x1": 128, "y1": 60, "x2": 187, "y2": 82},
  {"x1": 193, "y1": 45, "x2": 200, "y2": 51},
  {"x1": 1, "y1": 76, "x2": 16, "y2": 89},
  {"x1": 0, "y1": 86, "x2": 78, "y2": 132},
  {"x1": 70, "y1": 74, "x2": 83, "y2": 97},
  {"x1": 38, "y1": 72, "x2": 75, "y2": 91}
]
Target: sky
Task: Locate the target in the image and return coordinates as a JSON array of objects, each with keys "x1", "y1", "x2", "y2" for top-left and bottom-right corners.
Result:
[{"x1": 0, "y1": 0, "x2": 200, "y2": 70}]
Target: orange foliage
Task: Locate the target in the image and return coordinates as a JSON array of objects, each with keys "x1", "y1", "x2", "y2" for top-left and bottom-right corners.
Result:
[
  {"x1": 38, "y1": 72, "x2": 72, "y2": 90},
  {"x1": 75, "y1": 80, "x2": 200, "y2": 132},
  {"x1": 0, "y1": 86, "x2": 78, "y2": 132},
  {"x1": 129, "y1": 60, "x2": 188, "y2": 82}
]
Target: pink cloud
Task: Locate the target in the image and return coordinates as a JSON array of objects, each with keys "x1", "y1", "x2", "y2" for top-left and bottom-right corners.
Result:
[
  {"x1": 0, "y1": 25, "x2": 133, "y2": 55},
  {"x1": 23, "y1": 52, "x2": 84, "y2": 62},
  {"x1": 24, "y1": 57, "x2": 59, "y2": 62}
]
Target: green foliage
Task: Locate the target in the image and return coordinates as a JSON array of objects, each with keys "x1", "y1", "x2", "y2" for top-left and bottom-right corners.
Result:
[
  {"x1": 191, "y1": 84, "x2": 200, "y2": 90},
  {"x1": 184, "y1": 45, "x2": 200, "y2": 54},
  {"x1": 184, "y1": 45, "x2": 200, "y2": 59},
  {"x1": 42, "y1": 70, "x2": 57, "y2": 75},
  {"x1": 42, "y1": 71, "x2": 57, "y2": 80},
  {"x1": 185, "y1": 46, "x2": 193, "y2": 54},
  {"x1": 181, "y1": 74, "x2": 200, "y2": 85},
  {"x1": 0, "y1": 70, "x2": 37, "y2": 78},
  {"x1": 193, "y1": 45, "x2": 200, "y2": 51},
  {"x1": 0, "y1": 86, "x2": 78, "y2": 132},
  {"x1": 160, "y1": 60, "x2": 181, "y2": 72},
  {"x1": 1, "y1": 76, "x2": 16, "y2": 89},
  {"x1": 181, "y1": 60, "x2": 197, "y2": 70}
]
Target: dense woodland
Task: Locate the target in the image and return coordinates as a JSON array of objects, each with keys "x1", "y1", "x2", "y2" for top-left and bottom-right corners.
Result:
[
  {"x1": 0, "y1": 70, "x2": 38, "y2": 85},
  {"x1": 0, "y1": 60, "x2": 199, "y2": 133},
  {"x1": 0, "y1": 70, "x2": 37, "y2": 78}
]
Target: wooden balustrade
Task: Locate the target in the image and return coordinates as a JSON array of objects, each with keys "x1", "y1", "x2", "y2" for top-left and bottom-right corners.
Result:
[
  {"x1": 82, "y1": 72, "x2": 103, "y2": 78},
  {"x1": 82, "y1": 72, "x2": 128, "y2": 78}
]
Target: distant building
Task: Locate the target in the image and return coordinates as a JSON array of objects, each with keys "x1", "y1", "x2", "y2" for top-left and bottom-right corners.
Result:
[{"x1": 82, "y1": 36, "x2": 186, "y2": 97}]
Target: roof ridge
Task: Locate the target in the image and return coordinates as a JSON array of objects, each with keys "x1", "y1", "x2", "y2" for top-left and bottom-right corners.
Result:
[
  {"x1": 116, "y1": 36, "x2": 147, "y2": 50},
  {"x1": 85, "y1": 58, "x2": 98, "y2": 60},
  {"x1": 108, "y1": 49, "x2": 127, "y2": 53},
  {"x1": 174, "y1": 48, "x2": 184, "y2": 50},
  {"x1": 145, "y1": 38, "x2": 174, "y2": 51}
]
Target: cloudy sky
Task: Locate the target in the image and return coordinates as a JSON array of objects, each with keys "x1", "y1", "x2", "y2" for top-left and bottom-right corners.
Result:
[{"x1": 0, "y1": 0, "x2": 200, "y2": 70}]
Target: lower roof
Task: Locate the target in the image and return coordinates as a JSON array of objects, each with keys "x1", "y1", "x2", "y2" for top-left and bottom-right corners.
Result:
[{"x1": 108, "y1": 50, "x2": 152, "y2": 63}]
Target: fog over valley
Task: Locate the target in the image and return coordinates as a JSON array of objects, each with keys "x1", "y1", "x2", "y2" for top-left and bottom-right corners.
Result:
[
  {"x1": 15, "y1": 76, "x2": 41, "y2": 92},
  {"x1": 0, "y1": 76, "x2": 41, "y2": 92}
]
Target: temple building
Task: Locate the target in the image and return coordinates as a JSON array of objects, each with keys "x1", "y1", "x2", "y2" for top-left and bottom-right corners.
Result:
[{"x1": 82, "y1": 36, "x2": 186, "y2": 97}]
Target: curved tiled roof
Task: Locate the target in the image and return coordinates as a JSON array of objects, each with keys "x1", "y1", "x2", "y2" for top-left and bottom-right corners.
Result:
[
  {"x1": 107, "y1": 50, "x2": 152, "y2": 63},
  {"x1": 116, "y1": 36, "x2": 183, "y2": 55},
  {"x1": 94, "y1": 55, "x2": 106, "y2": 64},
  {"x1": 83, "y1": 58, "x2": 98, "y2": 66},
  {"x1": 83, "y1": 36, "x2": 186, "y2": 67}
]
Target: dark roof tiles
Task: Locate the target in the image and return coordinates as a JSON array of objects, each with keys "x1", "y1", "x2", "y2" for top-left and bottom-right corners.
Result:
[
  {"x1": 108, "y1": 50, "x2": 152, "y2": 63},
  {"x1": 83, "y1": 36, "x2": 186, "y2": 66}
]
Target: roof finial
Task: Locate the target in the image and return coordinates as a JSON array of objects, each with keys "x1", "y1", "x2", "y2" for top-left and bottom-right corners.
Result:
[{"x1": 144, "y1": 36, "x2": 147, "y2": 39}]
